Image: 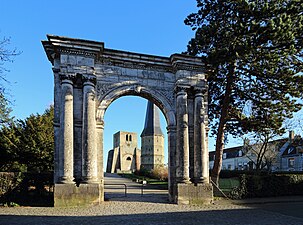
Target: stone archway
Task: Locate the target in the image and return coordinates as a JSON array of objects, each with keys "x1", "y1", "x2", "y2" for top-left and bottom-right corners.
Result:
[{"x1": 42, "y1": 35, "x2": 213, "y2": 207}]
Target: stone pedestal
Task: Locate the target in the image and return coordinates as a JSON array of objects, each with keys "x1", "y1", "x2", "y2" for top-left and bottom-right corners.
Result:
[
  {"x1": 177, "y1": 183, "x2": 213, "y2": 205},
  {"x1": 54, "y1": 183, "x2": 104, "y2": 207}
]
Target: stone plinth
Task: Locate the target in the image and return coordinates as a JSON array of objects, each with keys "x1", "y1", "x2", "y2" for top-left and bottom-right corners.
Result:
[
  {"x1": 54, "y1": 183, "x2": 104, "y2": 207},
  {"x1": 177, "y1": 183, "x2": 213, "y2": 205}
]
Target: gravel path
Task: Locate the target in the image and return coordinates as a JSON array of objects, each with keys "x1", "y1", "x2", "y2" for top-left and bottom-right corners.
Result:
[
  {"x1": 1, "y1": 200, "x2": 303, "y2": 224},
  {"x1": 1, "y1": 174, "x2": 302, "y2": 224}
]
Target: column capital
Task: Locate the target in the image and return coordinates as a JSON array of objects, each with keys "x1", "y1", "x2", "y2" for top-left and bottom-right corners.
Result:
[
  {"x1": 175, "y1": 85, "x2": 190, "y2": 95},
  {"x1": 83, "y1": 74, "x2": 97, "y2": 86},
  {"x1": 59, "y1": 73, "x2": 75, "y2": 84},
  {"x1": 193, "y1": 87, "x2": 207, "y2": 96}
]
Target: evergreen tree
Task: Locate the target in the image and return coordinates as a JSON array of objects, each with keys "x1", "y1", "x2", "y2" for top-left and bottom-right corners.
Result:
[
  {"x1": 0, "y1": 92, "x2": 12, "y2": 127},
  {"x1": 0, "y1": 106, "x2": 54, "y2": 172},
  {"x1": 18, "y1": 106, "x2": 54, "y2": 172},
  {"x1": 0, "y1": 122, "x2": 22, "y2": 171},
  {"x1": 185, "y1": 0, "x2": 303, "y2": 184}
]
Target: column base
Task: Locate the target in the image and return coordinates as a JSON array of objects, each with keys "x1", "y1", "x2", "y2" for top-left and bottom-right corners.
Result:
[
  {"x1": 81, "y1": 176, "x2": 100, "y2": 184},
  {"x1": 57, "y1": 176, "x2": 74, "y2": 184},
  {"x1": 177, "y1": 183, "x2": 213, "y2": 205},
  {"x1": 54, "y1": 183, "x2": 104, "y2": 207}
]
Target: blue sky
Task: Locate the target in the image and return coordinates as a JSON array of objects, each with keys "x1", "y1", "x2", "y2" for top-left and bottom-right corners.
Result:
[{"x1": 4, "y1": 0, "x2": 292, "y2": 165}]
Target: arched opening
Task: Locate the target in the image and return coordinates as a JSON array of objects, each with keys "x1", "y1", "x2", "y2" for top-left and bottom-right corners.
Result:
[
  {"x1": 102, "y1": 96, "x2": 168, "y2": 168},
  {"x1": 100, "y1": 93, "x2": 170, "y2": 202}
]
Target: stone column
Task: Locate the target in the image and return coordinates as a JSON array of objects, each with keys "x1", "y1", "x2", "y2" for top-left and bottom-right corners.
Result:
[
  {"x1": 194, "y1": 90, "x2": 207, "y2": 183},
  {"x1": 53, "y1": 68, "x2": 60, "y2": 183},
  {"x1": 58, "y1": 76, "x2": 74, "y2": 184},
  {"x1": 167, "y1": 125, "x2": 177, "y2": 202},
  {"x1": 82, "y1": 76, "x2": 98, "y2": 183},
  {"x1": 96, "y1": 120, "x2": 104, "y2": 183},
  {"x1": 176, "y1": 88, "x2": 190, "y2": 183}
]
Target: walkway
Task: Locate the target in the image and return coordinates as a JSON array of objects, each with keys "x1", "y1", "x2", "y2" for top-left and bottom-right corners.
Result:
[
  {"x1": 104, "y1": 173, "x2": 168, "y2": 203},
  {"x1": 0, "y1": 174, "x2": 302, "y2": 224}
]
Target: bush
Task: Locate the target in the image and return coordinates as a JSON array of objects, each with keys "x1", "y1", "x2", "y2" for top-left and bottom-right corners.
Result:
[
  {"x1": 0, "y1": 172, "x2": 23, "y2": 197},
  {"x1": 135, "y1": 167, "x2": 151, "y2": 177},
  {"x1": 228, "y1": 173, "x2": 303, "y2": 199},
  {"x1": 150, "y1": 165, "x2": 168, "y2": 181},
  {"x1": 0, "y1": 172, "x2": 53, "y2": 206}
]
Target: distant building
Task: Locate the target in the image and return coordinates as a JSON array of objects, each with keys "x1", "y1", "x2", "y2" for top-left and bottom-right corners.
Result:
[
  {"x1": 140, "y1": 101, "x2": 165, "y2": 170},
  {"x1": 280, "y1": 132, "x2": 303, "y2": 171},
  {"x1": 106, "y1": 131, "x2": 141, "y2": 173},
  {"x1": 209, "y1": 131, "x2": 303, "y2": 172}
]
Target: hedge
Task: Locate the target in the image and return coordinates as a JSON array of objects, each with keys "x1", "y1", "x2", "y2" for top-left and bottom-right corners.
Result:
[
  {"x1": 0, "y1": 172, "x2": 53, "y2": 206},
  {"x1": 227, "y1": 172, "x2": 303, "y2": 199}
]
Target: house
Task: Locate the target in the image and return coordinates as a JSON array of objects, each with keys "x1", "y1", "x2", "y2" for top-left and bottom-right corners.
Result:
[
  {"x1": 280, "y1": 133, "x2": 303, "y2": 171},
  {"x1": 209, "y1": 131, "x2": 303, "y2": 172}
]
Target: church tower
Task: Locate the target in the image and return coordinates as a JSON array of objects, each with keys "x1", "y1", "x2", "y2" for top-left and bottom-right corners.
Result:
[{"x1": 140, "y1": 101, "x2": 165, "y2": 170}]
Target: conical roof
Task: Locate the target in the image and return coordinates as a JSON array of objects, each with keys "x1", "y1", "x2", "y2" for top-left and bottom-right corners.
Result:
[{"x1": 141, "y1": 101, "x2": 163, "y2": 137}]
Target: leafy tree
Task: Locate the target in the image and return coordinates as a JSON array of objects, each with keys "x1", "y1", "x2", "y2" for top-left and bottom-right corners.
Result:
[
  {"x1": 185, "y1": 0, "x2": 303, "y2": 184},
  {"x1": 0, "y1": 106, "x2": 54, "y2": 172}
]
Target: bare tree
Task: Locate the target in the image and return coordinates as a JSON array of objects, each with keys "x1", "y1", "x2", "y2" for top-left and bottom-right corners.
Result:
[
  {"x1": 0, "y1": 35, "x2": 20, "y2": 126},
  {"x1": 242, "y1": 132, "x2": 280, "y2": 172}
]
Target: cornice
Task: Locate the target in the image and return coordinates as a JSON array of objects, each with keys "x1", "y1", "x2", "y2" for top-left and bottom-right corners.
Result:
[
  {"x1": 42, "y1": 35, "x2": 104, "y2": 65},
  {"x1": 42, "y1": 35, "x2": 206, "y2": 73}
]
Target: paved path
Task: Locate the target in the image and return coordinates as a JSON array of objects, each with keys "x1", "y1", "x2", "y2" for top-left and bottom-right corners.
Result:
[
  {"x1": 104, "y1": 173, "x2": 168, "y2": 203},
  {"x1": 0, "y1": 174, "x2": 303, "y2": 224}
]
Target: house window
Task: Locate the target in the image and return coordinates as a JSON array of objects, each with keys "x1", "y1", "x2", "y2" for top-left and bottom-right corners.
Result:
[
  {"x1": 238, "y1": 150, "x2": 243, "y2": 157},
  {"x1": 223, "y1": 153, "x2": 227, "y2": 159},
  {"x1": 228, "y1": 164, "x2": 232, "y2": 170},
  {"x1": 288, "y1": 158, "x2": 295, "y2": 168}
]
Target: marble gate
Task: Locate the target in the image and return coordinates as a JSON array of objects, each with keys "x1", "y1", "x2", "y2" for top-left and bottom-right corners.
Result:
[{"x1": 42, "y1": 35, "x2": 213, "y2": 207}]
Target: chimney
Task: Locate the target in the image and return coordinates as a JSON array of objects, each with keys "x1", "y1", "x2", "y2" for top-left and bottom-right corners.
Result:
[{"x1": 289, "y1": 131, "x2": 295, "y2": 143}]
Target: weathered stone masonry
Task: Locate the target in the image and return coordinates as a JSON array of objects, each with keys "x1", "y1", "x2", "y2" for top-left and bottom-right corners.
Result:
[{"x1": 42, "y1": 35, "x2": 212, "y2": 206}]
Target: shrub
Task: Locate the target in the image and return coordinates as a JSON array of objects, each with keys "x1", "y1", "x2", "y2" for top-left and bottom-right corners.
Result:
[
  {"x1": 135, "y1": 167, "x2": 151, "y2": 177},
  {"x1": 0, "y1": 172, "x2": 23, "y2": 197},
  {"x1": 227, "y1": 173, "x2": 303, "y2": 199},
  {"x1": 150, "y1": 165, "x2": 168, "y2": 181}
]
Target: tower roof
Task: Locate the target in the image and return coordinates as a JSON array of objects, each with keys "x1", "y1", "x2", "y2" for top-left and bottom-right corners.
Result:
[{"x1": 141, "y1": 101, "x2": 163, "y2": 137}]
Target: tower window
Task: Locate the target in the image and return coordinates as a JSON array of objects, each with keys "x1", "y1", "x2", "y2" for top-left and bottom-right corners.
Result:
[
  {"x1": 126, "y1": 134, "x2": 128, "y2": 141},
  {"x1": 126, "y1": 156, "x2": 131, "y2": 161},
  {"x1": 129, "y1": 135, "x2": 132, "y2": 142}
]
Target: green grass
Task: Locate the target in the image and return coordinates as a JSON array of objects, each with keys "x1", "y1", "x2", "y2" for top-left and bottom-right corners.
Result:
[{"x1": 219, "y1": 178, "x2": 240, "y2": 192}]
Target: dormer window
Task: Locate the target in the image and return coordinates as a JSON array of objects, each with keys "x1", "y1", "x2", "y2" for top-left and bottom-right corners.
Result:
[{"x1": 223, "y1": 153, "x2": 227, "y2": 159}]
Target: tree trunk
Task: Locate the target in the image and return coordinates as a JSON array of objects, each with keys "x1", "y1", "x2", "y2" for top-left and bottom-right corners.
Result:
[{"x1": 211, "y1": 64, "x2": 235, "y2": 186}]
